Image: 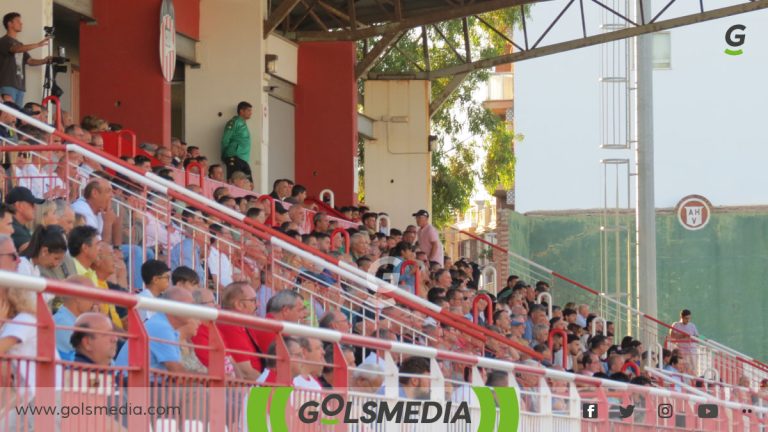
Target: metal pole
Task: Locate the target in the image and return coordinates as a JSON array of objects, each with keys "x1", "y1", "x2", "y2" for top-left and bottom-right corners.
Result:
[{"x1": 635, "y1": 0, "x2": 657, "y2": 318}]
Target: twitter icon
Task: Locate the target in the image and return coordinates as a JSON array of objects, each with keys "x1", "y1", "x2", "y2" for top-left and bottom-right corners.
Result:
[{"x1": 619, "y1": 405, "x2": 635, "y2": 419}]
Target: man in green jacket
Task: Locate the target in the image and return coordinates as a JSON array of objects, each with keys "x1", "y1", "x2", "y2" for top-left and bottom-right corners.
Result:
[{"x1": 221, "y1": 101, "x2": 253, "y2": 180}]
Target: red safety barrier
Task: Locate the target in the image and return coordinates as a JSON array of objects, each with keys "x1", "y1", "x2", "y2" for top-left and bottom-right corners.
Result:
[
  {"x1": 257, "y1": 194, "x2": 277, "y2": 226},
  {"x1": 472, "y1": 293, "x2": 493, "y2": 325},
  {"x1": 549, "y1": 328, "x2": 569, "y2": 368},
  {"x1": 184, "y1": 161, "x2": 204, "y2": 188},
  {"x1": 622, "y1": 361, "x2": 641, "y2": 377},
  {"x1": 330, "y1": 227, "x2": 350, "y2": 254},
  {"x1": 398, "y1": 259, "x2": 422, "y2": 297},
  {"x1": 41, "y1": 95, "x2": 62, "y2": 130},
  {"x1": 116, "y1": 129, "x2": 137, "y2": 157}
]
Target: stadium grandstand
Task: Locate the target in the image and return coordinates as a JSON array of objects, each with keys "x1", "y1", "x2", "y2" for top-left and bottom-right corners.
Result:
[{"x1": 0, "y1": 1, "x2": 767, "y2": 431}]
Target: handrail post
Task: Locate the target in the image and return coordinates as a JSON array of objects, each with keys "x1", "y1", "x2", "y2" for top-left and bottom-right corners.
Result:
[
  {"x1": 257, "y1": 195, "x2": 277, "y2": 226},
  {"x1": 126, "y1": 307, "x2": 149, "y2": 431},
  {"x1": 184, "y1": 161, "x2": 204, "y2": 188},
  {"x1": 41, "y1": 95, "x2": 61, "y2": 130},
  {"x1": 479, "y1": 265, "x2": 498, "y2": 294},
  {"x1": 330, "y1": 228, "x2": 350, "y2": 255},
  {"x1": 207, "y1": 322, "x2": 227, "y2": 432},
  {"x1": 319, "y1": 188, "x2": 335, "y2": 208},
  {"x1": 621, "y1": 361, "x2": 641, "y2": 377},
  {"x1": 35, "y1": 293, "x2": 56, "y2": 431},
  {"x1": 116, "y1": 129, "x2": 137, "y2": 157},
  {"x1": 376, "y1": 214, "x2": 390, "y2": 235},
  {"x1": 472, "y1": 293, "x2": 493, "y2": 325},
  {"x1": 536, "y1": 292, "x2": 554, "y2": 318},
  {"x1": 591, "y1": 316, "x2": 608, "y2": 337}
]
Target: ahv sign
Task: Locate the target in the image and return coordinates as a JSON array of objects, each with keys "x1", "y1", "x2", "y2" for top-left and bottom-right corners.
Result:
[{"x1": 676, "y1": 195, "x2": 713, "y2": 231}]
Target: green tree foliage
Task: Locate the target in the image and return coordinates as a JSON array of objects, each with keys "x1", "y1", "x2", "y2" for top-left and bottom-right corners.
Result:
[{"x1": 359, "y1": 8, "x2": 528, "y2": 227}]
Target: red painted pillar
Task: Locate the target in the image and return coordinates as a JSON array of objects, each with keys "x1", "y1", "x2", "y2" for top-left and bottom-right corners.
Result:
[
  {"x1": 80, "y1": 0, "x2": 174, "y2": 147},
  {"x1": 295, "y1": 42, "x2": 358, "y2": 206}
]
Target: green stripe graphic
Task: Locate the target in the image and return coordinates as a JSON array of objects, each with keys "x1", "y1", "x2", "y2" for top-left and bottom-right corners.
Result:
[
  {"x1": 473, "y1": 386, "x2": 520, "y2": 432},
  {"x1": 247, "y1": 387, "x2": 293, "y2": 432},
  {"x1": 724, "y1": 48, "x2": 743, "y2": 56},
  {"x1": 247, "y1": 387, "x2": 273, "y2": 432},
  {"x1": 270, "y1": 387, "x2": 293, "y2": 432},
  {"x1": 494, "y1": 387, "x2": 520, "y2": 432}
]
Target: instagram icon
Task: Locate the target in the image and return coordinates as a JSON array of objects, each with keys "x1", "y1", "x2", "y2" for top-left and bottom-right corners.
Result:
[{"x1": 658, "y1": 404, "x2": 674, "y2": 418}]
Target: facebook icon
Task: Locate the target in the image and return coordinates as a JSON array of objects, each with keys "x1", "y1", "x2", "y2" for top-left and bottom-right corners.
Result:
[{"x1": 582, "y1": 403, "x2": 599, "y2": 419}]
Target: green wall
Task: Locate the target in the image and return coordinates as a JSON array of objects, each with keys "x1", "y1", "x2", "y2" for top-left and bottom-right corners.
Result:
[{"x1": 508, "y1": 208, "x2": 768, "y2": 361}]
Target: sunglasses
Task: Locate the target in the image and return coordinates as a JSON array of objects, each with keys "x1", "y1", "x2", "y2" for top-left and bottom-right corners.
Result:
[
  {"x1": 18, "y1": 153, "x2": 29, "y2": 158},
  {"x1": 31, "y1": 111, "x2": 41, "y2": 115},
  {"x1": 0, "y1": 252, "x2": 19, "y2": 261}
]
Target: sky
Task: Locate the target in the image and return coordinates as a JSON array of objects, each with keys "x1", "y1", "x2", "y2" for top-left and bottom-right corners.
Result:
[{"x1": 511, "y1": 1, "x2": 768, "y2": 212}]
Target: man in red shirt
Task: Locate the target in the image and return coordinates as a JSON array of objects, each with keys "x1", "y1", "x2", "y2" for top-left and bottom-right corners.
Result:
[
  {"x1": 215, "y1": 282, "x2": 264, "y2": 380},
  {"x1": 252, "y1": 289, "x2": 307, "y2": 353}
]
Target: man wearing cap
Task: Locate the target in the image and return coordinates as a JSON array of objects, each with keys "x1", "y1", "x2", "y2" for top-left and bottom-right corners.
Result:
[
  {"x1": 509, "y1": 314, "x2": 529, "y2": 347},
  {"x1": 412, "y1": 209, "x2": 443, "y2": 267},
  {"x1": 5, "y1": 186, "x2": 42, "y2": 252}
]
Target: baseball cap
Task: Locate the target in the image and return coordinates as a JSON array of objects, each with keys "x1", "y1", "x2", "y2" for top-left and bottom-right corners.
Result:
[
  {"x1": 510, "y1": 315, "x2": 526, "y2": 326},
  {"x1": 6, "y1": 186, "x2": 44, "y2": 205},
  {"x1": 412, "y1": 209, "x2": 429, "y2": 218}
]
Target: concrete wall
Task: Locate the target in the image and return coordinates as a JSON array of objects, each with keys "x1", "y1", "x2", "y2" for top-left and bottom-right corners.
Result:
[
  {"x1": 363, "y1": 80, "x2": 431, "y2": 229},
  {"x1": 5, "y1": 0, "x2": 51, "y2": 106},
  {"x1": 268, "y1": 96, "x2": 294, "y2": 181},
  {"x1": 507, "y1": 207, "x2": 768, "y2": 360},
  {"x1": 185, "y1": 0, "x2": 268, "y2": 192}
]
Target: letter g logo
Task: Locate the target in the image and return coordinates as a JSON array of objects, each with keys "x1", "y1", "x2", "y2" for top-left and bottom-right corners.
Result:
[{"x1": 724, "y1": 24, "x2": 746, "y2": 56}]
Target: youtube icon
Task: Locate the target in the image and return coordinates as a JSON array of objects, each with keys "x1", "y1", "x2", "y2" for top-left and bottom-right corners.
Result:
[{"x1": 697, "y1": 404, "x2": 719, "y2": 419}]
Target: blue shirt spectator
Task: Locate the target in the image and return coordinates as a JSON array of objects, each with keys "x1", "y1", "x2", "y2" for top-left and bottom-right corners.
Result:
[
  {"x1": 170, "y1": 238, "x2": 205, "y2": 283},
  {"x1": 115, "y1": 313, "x2": 181, "y2": 371},
  {"x1": 53, "y1": 305, "x2": 76, "y2": 360}
]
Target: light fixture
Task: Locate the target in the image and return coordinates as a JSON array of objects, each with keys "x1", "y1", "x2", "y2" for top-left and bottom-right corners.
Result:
[{"x1": 265, "y1": 54, "x2": 278, "y2": 74}]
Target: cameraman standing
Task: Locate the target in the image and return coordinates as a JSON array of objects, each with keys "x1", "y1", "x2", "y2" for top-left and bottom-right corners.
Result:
[{"x1": 0, "y1": 13, "x2": 51, "y2": 107}]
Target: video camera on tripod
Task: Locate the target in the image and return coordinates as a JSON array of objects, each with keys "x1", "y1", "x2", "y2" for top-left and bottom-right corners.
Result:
[{"x1": 42, "y1": 26, "x2": 70, "y2": 99}]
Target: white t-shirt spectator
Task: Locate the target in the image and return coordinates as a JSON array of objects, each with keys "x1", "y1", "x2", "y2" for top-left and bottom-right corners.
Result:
[
  {"x1": 0, "y1": 312, "x2": 62, "y2": 395},
  {"x1": 208, "y1": 245, "x2": 233, "y2": 287},
  {"x1": 144, "y1": 213, "x2": 182, "y2": 251},
  {"x1": 14, "y1": 165, "x2": 44, "y2": 201},
  {"x1": 292, "y1": 374, "x2": 323, "y2": 390},
  {"x1": 17, "y1": 257, "x2": 41, "y2": 278},
  {"x1": 71, "y1": 197, "x2": 103, "y2": 234}
]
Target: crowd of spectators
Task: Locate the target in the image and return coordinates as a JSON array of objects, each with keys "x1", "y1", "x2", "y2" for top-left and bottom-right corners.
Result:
[{"x1": 0, "y1": 95, "x2": 762, "y2": 429}]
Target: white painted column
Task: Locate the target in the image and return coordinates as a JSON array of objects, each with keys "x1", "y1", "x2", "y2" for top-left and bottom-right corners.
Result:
[{"x1": 185, "y1": 0, "x2": 269, "y2": 193}]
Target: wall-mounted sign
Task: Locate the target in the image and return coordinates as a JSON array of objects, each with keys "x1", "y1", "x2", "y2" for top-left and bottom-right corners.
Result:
[
  {"x1": 160, "y1": 0, "x2": 176, "y2": 82},
  {"x1": 676, "y1": 195, "x2": 712, "y2": 231}
]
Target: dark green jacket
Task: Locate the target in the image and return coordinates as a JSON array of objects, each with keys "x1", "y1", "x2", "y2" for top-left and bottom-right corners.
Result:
[{"x1": 221, "y1": 115, "x2": 251, "y2": 161}]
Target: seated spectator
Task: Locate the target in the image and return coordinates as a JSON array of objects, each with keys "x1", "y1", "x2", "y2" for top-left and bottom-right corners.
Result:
[
  {"x1": 170, "y1": 207, "x2": 206, "y2": 283},
  {"x1": 68, "y1": 225, "x2": 100, "y2": 286},
  {"x1": 398, "y1": 356, "x2": 431, "y2": 399},
  {"x1": 18, "y1": 224, "x2": 67, "y2": 277},
  {"x1": 71, "y1": 178, "x2": 113, "y2": 238},
  {"x1": 91, "y1": 241, "x2": 126, "y2": 329},
  {"x1": 285, "y1": 184, "x2": 307, "y2": 205},
  {"x1": 6, "y1": 186, "x2": 43, "y2": 252},
  {"x1": 208, "y1": 164, "x2": 225, "y2": 182},
  {"x1": 292, "y1": 337, "x2": 325, "y2": 390},
  {"x1": 208, "y1": 224, "x2": 234, "y2": 288},
  {"x1": 362, "y1": 328, "x2": 397, "y2": 368},
  {"x1": 13, "y1": 150, "x2": 45, "y2": 201},
  {"x1": 214, "y1": 282, "x2": 263, "y2": 379},
  {"x1": 138, "y1": 259, "x2": 171, "y2": 321},
  {"x1": 312, "y1": 212, "x2": 330, "y2": 234},
  {"x1": 229, "y1": 171, "x2": 251, "y2": 190},
  {"x1": 0, "y1": 204, "x2": 14, "y2": 236},
  {"x1": 532, "y1": 324, "x2": 550, "y2": 349},
  {"x1": 318, "y1": 310, "x2": 351, "y2": 334},
  {"x1": 351, "y1": 363, "x2": 384, "y2": 393},
  {"x1": 252, "y1": 289, "x2": 307, "y2": 353},
  {"x1": 154, "y1": 147, "x2": 173, "y2": 167},
  {"x1": 115, "y1": 287, "x2": 198, "y2": 373},
  {"x1": 0, "y1": 282, "x2": 61, "y2": 392},
  {"x1": 70, "y1": 312, "x2": 118, "y2": 365},
  {"x1": 172, "y1": 266, "x2": 200, "y2": 291},
  {"x1": 134, "y1": 155, "x2": 152, "y2": 173},
  {"x1": 53, "y1": 275, "x2": 97, "y2": 359}
]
